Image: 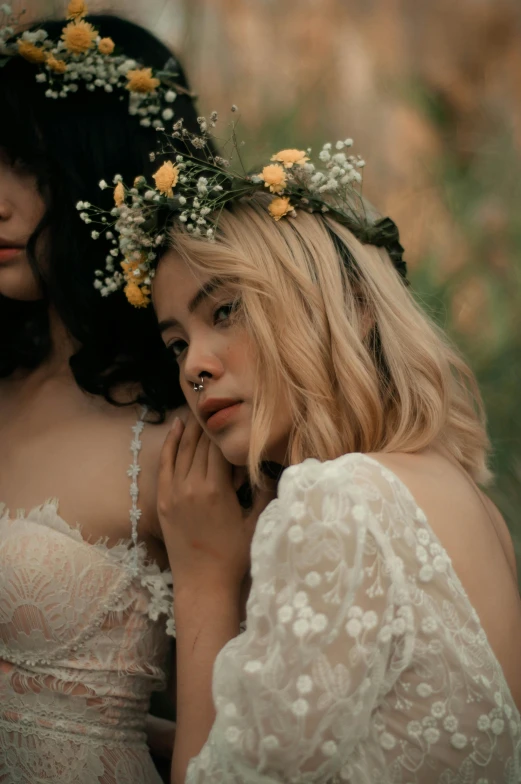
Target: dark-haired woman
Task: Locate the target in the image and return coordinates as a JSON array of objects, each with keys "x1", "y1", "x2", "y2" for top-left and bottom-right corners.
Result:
[{"x1": 0, "y1": 11, "x2": 196, "y2": 783}]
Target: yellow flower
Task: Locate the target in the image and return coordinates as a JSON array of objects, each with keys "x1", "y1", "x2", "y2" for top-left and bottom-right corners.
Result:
[
  {"x1": 61, "y1": 20, "x2": 97, "y2": 55},
  {"x1": 270, "y1": 149, "x2": 309, "y2": 169},
  {"x1": 17, "y1": 40, "x2": 47, "y2": 64},
  {"x1": 98, "y1": 37, "x2": 115, "y2": 55},
  {"x1": 125, "y1": 67, "x2": 160, "y2": 94},
  {"x1": 67, "y1": 0, "x2": 88, "y2": 19},
  {"x1": 258, "y1": 164, "x2": 287, "y2": 194},
  {"x1": 121, "y1": 257, "x2": 146, "y2": 283},
  {"x1": 268, "y1": 196, "x2": 294, "y2": 222},
  {"x1": 153, "y1": 161, "x2": 179, "y2": 197},
  {"x1": 46, "y1": 54, "x2": 67, "y2": 74},
  {"x1": 113, "y1": 182, "x2": 125, "y2": 207},
  {"x1": 124, "y1": 282, "x2": 150, "y2": 308}
]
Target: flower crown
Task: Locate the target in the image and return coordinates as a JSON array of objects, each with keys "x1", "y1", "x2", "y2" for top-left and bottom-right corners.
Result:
[
  {"x1": 0, "y1": 1, "x2": 194, "y2": 126},
  {"x1": 78, "y1": 110, "x2": 408, "y2": 308}
]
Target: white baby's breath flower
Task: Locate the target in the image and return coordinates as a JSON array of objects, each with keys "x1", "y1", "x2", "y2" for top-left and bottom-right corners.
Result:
[
  {"x1": 91, "y1": 230, "x2": 99, "y2": 239},
  {"x1": 99, "y1": 180, "x2": 108, "y2": 190}
]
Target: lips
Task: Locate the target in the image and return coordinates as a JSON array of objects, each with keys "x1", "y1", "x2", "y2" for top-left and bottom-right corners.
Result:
[
  {"x1": 0, "y1": 239, "x2": 25, "y2": 264},
  {"x1": 198, "y1": 397, "x2": 243, "y2": 431},
  {"x1": 0, "y1": 247, "x2": 24, "y2": 263}
]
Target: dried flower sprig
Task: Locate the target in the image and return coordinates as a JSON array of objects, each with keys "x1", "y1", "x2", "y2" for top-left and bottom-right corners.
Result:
[
  {"x1": 0, "y1": 1, "x2": 194, "y2": 125},
  {"x1": 79, "y1": 109, "x2": 406, "y2": 308}
]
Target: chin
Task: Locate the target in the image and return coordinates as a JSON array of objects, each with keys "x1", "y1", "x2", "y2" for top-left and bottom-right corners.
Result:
[
  {"x1": 209, "y1": 429, "x2": 250, "y2": 467},
  {"x1": 0, "y1": 264, "x2": 43, "y2": 301}
]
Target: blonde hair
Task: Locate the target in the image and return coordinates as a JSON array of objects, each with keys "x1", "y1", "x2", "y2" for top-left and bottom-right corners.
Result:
[{"x1": 169, "y1": 193, "x2": 491, "y2": 486}]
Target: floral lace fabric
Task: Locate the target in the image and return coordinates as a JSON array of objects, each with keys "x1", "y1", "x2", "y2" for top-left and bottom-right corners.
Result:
[
  {"x1": 187, "y1": 453, "x2": 521, "y2": 784},
  {"x1": 0, "y1": 416, "x2": 175, "y2": 783}
]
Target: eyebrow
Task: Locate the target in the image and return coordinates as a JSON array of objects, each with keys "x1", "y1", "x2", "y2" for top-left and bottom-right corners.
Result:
[{"x1": 157, "y1": 276, "x2": 223, "y2": 334}]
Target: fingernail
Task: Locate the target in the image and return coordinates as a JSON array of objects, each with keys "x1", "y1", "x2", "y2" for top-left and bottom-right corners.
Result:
[{"x1": 171, "y1": 416, "x2": 180, "y2": 430}]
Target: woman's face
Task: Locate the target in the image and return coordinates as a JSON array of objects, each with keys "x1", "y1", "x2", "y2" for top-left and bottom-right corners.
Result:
[
  {"x1": 0, "y1": 151, "x2": 46, "y2": 301},
  {"x1": 153, "y1": 250, "x2": 292, "y2": 467}
]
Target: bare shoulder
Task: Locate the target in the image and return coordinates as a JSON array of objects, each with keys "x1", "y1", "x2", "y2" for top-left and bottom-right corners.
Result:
[
  {"x1": 364, "y1": 449, "x2": 521, "y2": 711},
  {"x1": 365, "y1": 449, "x2": 519, "y2": 583}
]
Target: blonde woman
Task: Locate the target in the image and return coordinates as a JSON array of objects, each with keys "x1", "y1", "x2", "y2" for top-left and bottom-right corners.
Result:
[
  {"x1": 152, "y1": 190, "x2": 521, "y2": 783},
  {"x1": 83, "y1": 126, "x2": 521, "y2": 782}
]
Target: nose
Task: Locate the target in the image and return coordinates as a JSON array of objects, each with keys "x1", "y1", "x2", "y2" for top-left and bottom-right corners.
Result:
[
  {"x1": 0, "y1": 195, "x2": 13, "y2": 222},
  {"x1": 182, "y1": 335, "x2": 224, "y2": 392}
]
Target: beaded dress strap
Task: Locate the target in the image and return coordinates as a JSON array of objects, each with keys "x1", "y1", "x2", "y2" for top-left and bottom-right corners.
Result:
[{"x1": 127, "y1": 405, "x2": 148, "y2": 572}]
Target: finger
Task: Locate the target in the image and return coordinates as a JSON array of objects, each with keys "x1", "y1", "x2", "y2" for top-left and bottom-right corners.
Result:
[
  {"x1": 157, "y1": 417, "x2": 184, "y2": 499},
  {"x1": 207, "y1": 440, "x2": 234, "y2": 485},
  {"x1": 192, "y1": 426, "x2": 211, "y2": 480},
  {"x1": 174, "y1": 413, "x2": 203, "y2": 479}
]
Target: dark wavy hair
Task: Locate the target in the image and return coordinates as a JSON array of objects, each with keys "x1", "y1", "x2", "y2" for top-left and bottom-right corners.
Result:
[{"x1": 0, "y1": 15, "x2": 190, "y2": 417}]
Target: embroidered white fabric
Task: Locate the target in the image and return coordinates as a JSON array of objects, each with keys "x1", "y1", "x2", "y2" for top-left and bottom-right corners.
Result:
[
  {"x1": 186, "y1": 453, "x2": 521, "y2": 783},
  {"x1": 0, "y1": 408, "x2": 174, "y2": 783}
]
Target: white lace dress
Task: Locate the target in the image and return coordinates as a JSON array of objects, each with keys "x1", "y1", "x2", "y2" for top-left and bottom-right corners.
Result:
[
  {"x1": 0, "y1": 409, "x2": 175, "y2": 784},
  {"x1": 186, "y1": 453, "x2": 521, "y2": 783}
]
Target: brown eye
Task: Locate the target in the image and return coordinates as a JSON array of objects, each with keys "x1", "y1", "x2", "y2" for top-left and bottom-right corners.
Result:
[
  {"x1": 167, "y1": 339, "x2": 187, "y2": 359},
  {"x1": 213, "y1": 303, "x2": 236, "y2": 325}
]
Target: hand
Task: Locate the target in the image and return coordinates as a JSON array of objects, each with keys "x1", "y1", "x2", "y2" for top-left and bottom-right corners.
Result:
[{"x1": 157, "y1": 414, "x2": 273, "y2": 594}]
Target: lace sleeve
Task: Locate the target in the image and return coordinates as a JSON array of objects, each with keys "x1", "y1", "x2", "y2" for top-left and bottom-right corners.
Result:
[{"x1": 186, "y1": 454, "x2": 416, "y2": 783}]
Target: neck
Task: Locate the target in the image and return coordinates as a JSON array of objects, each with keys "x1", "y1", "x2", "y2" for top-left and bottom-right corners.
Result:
[{"x1": 9, "y1": 306, "x2": 79, "y2": 387}]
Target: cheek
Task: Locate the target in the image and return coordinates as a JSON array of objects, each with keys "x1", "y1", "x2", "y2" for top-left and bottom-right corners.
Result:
[{"x1": 223, "y1": 332, "x2": 257, "y2": 388}]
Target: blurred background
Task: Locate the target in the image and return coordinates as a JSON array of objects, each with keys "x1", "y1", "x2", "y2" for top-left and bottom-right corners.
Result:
[{"x1": 18, "y1": 0, "x2": 521, "y2": 573}]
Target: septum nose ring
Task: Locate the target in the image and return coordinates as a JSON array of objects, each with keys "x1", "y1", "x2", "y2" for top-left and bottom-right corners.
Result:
[{"x1": 193, "y1": 375, "x2": 205, "y2": 393}]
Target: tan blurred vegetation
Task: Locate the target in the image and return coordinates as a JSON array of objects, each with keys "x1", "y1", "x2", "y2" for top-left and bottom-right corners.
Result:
[{"x1": 34, "y1": 0, "x2": 521, "y2": 567}]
